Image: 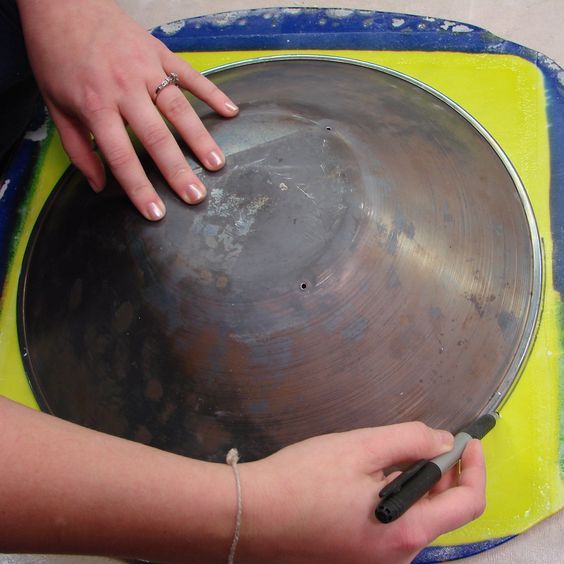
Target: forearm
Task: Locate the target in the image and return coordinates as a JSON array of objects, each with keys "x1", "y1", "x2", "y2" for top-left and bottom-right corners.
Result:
[
  {"x1": 17, "y1": 0, "x2": 118, "y2": 18},
  {"x1": 16, "y1": 0, "x2": 130, "y2": 78},
  {"x1": 16, "y1": 0, "x2": 120, "y2": 39},
  {"x1": 0, "y1": 396, "x2": 235, "y2": 562}
]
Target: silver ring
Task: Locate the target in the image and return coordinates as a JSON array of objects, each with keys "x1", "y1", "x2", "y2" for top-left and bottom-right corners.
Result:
[{"x1": 154, "y1": 72, "x2": 179, "y2": 100}]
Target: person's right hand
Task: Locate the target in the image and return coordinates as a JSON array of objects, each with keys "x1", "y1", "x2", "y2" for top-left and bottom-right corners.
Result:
[
  {"x1": 239, "y1": 422, "x2": 486, "y2": 563},
  {"x1": 17, "y1": 0, "x2": 238, "y2": 221}
]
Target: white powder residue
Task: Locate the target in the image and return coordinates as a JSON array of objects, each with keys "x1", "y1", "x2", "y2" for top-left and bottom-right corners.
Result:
[
  {"x1": 538, "y1": 54, "x2": 561, "y2": 71},
  {"x1": 281, "y1": 8, "x2": 304, "y2": 16},
  {"x1": 440, "y1": 21, "x2": 456, "y2": 30},
  {"x1": 452, "y1": 24, "x2": 473, "y2": 33},
  {"x1": 159, "y1": 20, "x2": 185, "y2": 35},
  {"x1": 0, "y1": 179, "x2": 10, "y2": 201},
  {"x1": 208, "y1": 12, "x2": 247, "y2": 27},
  {"x1": 24, "y1": 120, "x2": 48, "y2": 142},
  {"x1": 325, "y1": 8, "x2": 354, "y2": 19}
]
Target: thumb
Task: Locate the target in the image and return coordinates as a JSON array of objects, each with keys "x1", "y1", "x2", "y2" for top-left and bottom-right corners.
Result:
[{"x1": 363, "y1": 422, "x2": 454, "y2": 471}]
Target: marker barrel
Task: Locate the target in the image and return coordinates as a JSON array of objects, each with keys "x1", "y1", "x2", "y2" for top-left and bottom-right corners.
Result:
[
  {"x1": 461, "y1": 413, "x2": 497, "y2": 439},
  {"x1": 375, "y1": 461, "x2": 442, "y2": 523}
]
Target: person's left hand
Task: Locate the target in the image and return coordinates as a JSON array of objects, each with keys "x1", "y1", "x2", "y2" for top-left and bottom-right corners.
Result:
[{"x1": 17, "y1": 0, "x2": 239, "y2": 220}]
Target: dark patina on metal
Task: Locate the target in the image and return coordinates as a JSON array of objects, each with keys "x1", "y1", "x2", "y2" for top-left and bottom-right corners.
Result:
[{"x1": 18, "y1": 58, "x2": 541, "y2": 462}]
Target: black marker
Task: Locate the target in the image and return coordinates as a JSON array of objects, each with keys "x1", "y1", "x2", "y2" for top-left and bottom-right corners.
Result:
[{"x1": 375, "y1": 413, "x2": 498, "y2": 524}]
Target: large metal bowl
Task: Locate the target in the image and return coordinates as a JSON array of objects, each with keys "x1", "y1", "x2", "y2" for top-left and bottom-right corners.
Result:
[{"x1": 18, "y1": 57, "x2": 541, "y2": 462}]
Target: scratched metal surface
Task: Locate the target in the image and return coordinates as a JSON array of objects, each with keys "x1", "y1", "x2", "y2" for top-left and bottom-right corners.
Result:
[{"x1": 18, "y1": 59, "x2": 540, "y2": 462}]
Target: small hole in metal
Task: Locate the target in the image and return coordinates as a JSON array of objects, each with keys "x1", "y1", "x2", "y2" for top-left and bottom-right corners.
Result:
[
  {"x1": 326, "y1": 126, "x2": 332, "y2": 131},
  {"x1": 300, "y1": 282, "x2": 307, "y2": 290}
]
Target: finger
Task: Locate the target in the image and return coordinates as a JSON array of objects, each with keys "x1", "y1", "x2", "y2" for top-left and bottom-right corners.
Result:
[
  {"x1": 89, "y1": 107, "x2": 166, "y2": 221},
  {"x1": 361, "y1": 423, "x2": 454, "y2": 471},
  {"x1": 458, "y1": 440, "x2": 485, "y2": 497},
  {"x1": 121, "y1": 93, "x2": 207, "y2": 204},
  {"x1": 408, "y1": 440, "x2": 486, "y2": 540},
  {"x1": 379, "y1": 470, "x2": 402, "y2": 488},
  {"x1": 162, "y1": 52, "x2": 239, "y2": 118},
  {"x1": 49, "y1": 105, "x2": 105, "y2": 192},
  {"x1": 155, "y1": 84, "x2": 225, "y2": 172},
  {"x1": 384, "y1": 470, "x2": 402, "y2": 482}
]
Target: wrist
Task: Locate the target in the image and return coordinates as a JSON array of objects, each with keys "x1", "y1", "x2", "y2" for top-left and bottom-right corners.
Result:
[
  {"x1": 150, "y1": 456, "x2": 236, "y2": 563},
  {"x1": 235, "y1": 459, "x2": 294, "y2": 564}
]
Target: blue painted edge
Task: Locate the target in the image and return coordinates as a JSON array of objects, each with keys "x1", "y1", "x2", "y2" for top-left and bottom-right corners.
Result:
[
  {"x1": 546, "y1": 57, "x2": 564, "y2": 299},
  {"x1": 414, "y1": 536, "x2": 515, "y2": 563},
  {"x1": 151, "y1": 8, "x2": 537, "y2": 57},
  {"x1": 0, "y1": 108, "x2": 47, "y2": 295}
]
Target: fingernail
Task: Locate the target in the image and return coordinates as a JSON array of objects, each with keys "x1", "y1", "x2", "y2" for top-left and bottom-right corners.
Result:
[
  {"x1": 87, "y1": 177, "x2": 103, "y2": 193},
  {"x1": 208, "y1": 150, "x2": 224, "y2": 169},
  {"x1": 147, "y1": 201, "x2": 165, "y2": 221},
  {"x1": 225, "y1": 101, "x2": 239, "y2": 112},
  {"x1": 438, "y1": 431, "x2": 454, "y2": 449},
  {"x1": 185, "y1": 183, "x2": 206, "y2": 204}
]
